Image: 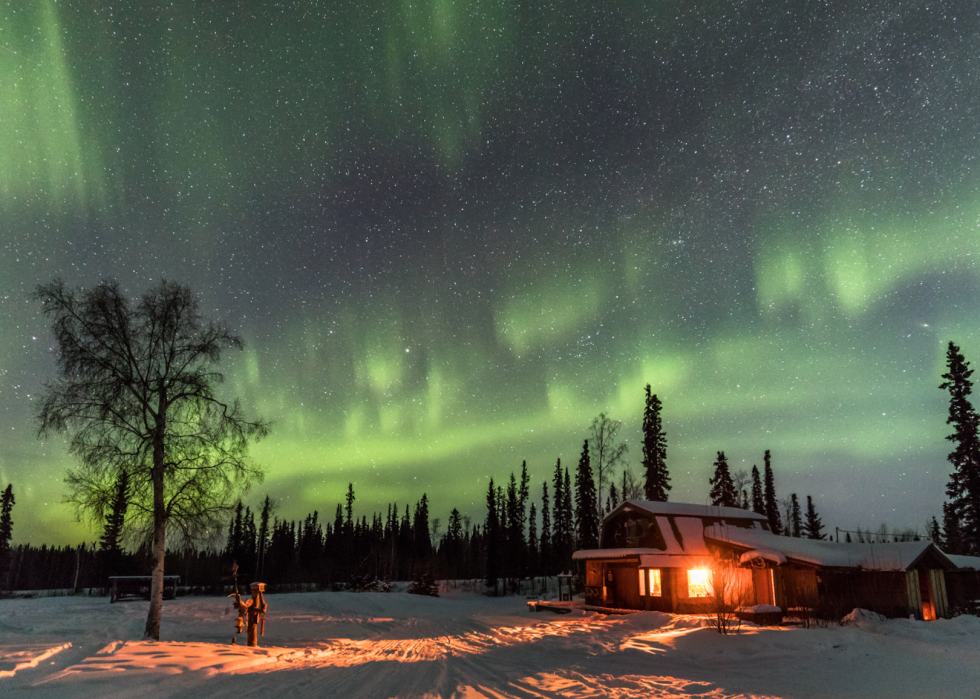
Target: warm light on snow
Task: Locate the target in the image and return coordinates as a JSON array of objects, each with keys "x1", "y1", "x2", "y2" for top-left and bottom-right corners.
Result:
[{"x1": 0, "y1": 643, "x2": 71, "y2": 678}]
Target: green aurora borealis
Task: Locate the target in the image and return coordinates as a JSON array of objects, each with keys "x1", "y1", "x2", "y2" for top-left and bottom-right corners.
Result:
[{"x1": 3, "y1": 1, "x2": 980, "y2": 544}]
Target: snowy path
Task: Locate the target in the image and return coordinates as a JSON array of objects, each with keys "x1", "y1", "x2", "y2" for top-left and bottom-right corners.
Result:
[{"x1": 1, "y1": 591, "x2": 975, "y2": 698}]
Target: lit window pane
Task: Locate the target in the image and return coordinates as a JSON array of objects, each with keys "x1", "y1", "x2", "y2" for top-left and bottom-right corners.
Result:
[
  {"x1": 639, "y1": 569, "x2": 646, "y2": 596},
  {"x1": 688, "y1": 569, "x2": 712, "y2": 598},
  {"x1": 649, "y1": 569, "x2": 662, "y2": 597}
]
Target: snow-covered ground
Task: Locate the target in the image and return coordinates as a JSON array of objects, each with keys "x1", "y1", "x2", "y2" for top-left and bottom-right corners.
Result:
[{"x1": 1, "y1": 588, "x2": 976, "y2": 698}]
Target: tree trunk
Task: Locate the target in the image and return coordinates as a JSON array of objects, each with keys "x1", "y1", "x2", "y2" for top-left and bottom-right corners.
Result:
[
  {"x1": 144, "y1": 463, "x2": 167, "y2": 640},
  {"x1": 144, "y1": 410, "x2": 168, "y2": 641},
  {"x1": 144, "y1": 484, "x2": 166, "y2": 638}
]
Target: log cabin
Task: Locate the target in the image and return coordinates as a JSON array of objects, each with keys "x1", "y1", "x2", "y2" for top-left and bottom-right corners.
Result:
[{"x1": 572, "y1": 499, "x2": 963, "y2": 620}]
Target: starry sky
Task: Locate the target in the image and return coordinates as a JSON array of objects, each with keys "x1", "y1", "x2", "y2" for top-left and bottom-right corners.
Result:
[{"x1": 3, "y1": 1, "x2": 979, "y2": 545}]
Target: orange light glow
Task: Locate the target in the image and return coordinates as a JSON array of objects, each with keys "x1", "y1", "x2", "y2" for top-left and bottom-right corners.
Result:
[
  {"x1": 49, "y1": 617, "x2": 630, "y2": 679},
  {"x1": 687, "y1": 569, "x2": 712, "y2": 598}
]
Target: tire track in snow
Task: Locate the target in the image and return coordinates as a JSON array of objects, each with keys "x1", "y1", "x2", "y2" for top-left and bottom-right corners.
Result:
[{"x1": 277, "y1": 616, "x2": 625, "y2": 669}]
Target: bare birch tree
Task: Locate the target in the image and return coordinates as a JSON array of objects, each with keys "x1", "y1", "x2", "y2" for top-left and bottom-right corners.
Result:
[
  {"x1": 34, "y1": 279, "x2": 268, "y2": 640},
  {"x1": 589, "y1": 413, "x2": 628, "y2": 519}
]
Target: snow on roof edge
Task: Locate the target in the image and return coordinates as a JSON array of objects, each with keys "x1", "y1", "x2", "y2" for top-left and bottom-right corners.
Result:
[
  {"x1": 606, "y1": 499, "x2": 767, "y2": 523},
  {"x1": 572, "y1": 548, "x2": 662, "y2": 560},
  {"x1": 705, "y1": 524, "x2": 953, "y2": 571}
]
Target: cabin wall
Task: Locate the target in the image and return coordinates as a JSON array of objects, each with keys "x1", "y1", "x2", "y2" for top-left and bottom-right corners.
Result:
[
  {"x1": 583, "y1": 560, "x2": 642, "y2": 609},
  {"x1": 584, "y1": 562, "x2": 603, "y2": 606},
  {"x1": 945, "y1": 569, "x2": 980, "y2": 613},
  {"x1": 817, "y1": 571, "x2": 912, "y2": 619},
  {"x1": 779, "y1": 569, "x2": 819, "y2": 611}
]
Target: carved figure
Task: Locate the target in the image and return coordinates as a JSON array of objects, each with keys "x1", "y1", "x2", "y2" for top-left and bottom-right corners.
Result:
[{"x1": 232, "y1": 582, "x2": 267, "y2": 647}]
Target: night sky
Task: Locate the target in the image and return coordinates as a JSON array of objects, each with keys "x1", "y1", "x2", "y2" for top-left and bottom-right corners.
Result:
[{"x1": 3, "y1": 1, "x2": 979, "y2": 545}]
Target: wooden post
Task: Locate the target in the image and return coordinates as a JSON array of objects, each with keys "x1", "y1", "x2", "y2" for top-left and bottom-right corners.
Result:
[{"x1": 905, "y1": 570, "x2": 923, "y2": 620}]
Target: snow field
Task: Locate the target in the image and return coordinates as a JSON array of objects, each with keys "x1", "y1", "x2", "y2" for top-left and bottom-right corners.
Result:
[{"x1": 1, "y1": 589, "x2": 977, "y2": 698}]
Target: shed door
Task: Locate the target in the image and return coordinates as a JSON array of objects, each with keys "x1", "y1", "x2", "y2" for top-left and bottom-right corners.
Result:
[{"x1": 927, "y1": 570, "x2": 949, "y2": 619}]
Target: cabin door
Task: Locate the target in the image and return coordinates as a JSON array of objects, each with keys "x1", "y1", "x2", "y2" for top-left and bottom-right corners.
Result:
[
  {"x1": 752, "y1": 568, "x2": 774, "y2": 606},
  {"x1": 605, "y1": 562, "x2": 641, "y2": 610}
]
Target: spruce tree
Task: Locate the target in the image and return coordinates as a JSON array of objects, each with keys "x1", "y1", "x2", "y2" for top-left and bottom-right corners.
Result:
[
  {"x1": 0, "y1": 484, "x2": 14, "y2": 591},
  {"x1": 551, "y1": 461, "x2": 564, "y2": 565},
  {"x1": 539, "y1": 482, "x2": 552, "y2": 575},
  {"x1": 803, "y1": 495, "x2": 826, "y2": 540},
  {"x1": 943, "y1": 501, "x2": 965, "y2": 554},
  {"x1": 763, "y1": 450, "x2": 782, "y2": 535},
  {"x1": 484, "y1": 479, "x2": 499, "y2": 591},
  {"x1": 641, "y1": 386, "x2": 670, "y2": 501},
  {"x1": 790, "y1": 494, "x2": 802, "y2": 537},
  {"x1": 518, "y1": 461, "x2": 530, "y2": 540},
  {"x1": 505, "y1": 472, "x2": 522, "y2": 581},
  {"x1": 708, "y1": 451, "x2": 737, "y2": 508},
  {"x1": 928, "y1": 516, "x2": 943, "y2": 548},
  {"x1": 414, "y1": 494, "x2": 432, "y2": 560},
  {"x1": 243, "y1": 507, "x2": 257, "y2": 575},
  {"x1": 563, "y1": 467, "x2": 573, "y2": 558},
  {"x1": 751, "y1": 465, "x2": 765, "y2": 515},
  {"x1": 345, "y1": 483, "x2": 356, "y2": 534},
  {"x1": 940, "y1": 341, "x2": 980, "y2": 555},
  {"x1": 257, "y1": 496, "x2": 272, "y2": 580},
  {"x1": 226, "y1": 500, "x2": 245, "y2": 563},
  {"x1": 446, "y1": 508, "x2": 463, "y2": 577},
  {"x1": 574, "y1": 440, "x2": 599, "y2": 549},
  {"x1": 527, "y1": 502, "x2": 538, "y2": 577},
  {"x1": 99, "y1": 471, "x2": 129, "y2": 581}
]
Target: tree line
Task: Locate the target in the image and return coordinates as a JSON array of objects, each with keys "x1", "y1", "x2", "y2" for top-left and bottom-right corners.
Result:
[{"x1": 7, "y1": 277, "x2": 977, "y2": 614}]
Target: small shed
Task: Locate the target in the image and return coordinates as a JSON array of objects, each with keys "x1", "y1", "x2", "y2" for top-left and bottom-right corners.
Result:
[{"x1": 705, "y1": 524, "x2": 957, "y2": 620}]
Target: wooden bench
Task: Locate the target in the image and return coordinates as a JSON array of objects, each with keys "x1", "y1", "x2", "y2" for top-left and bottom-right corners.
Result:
[{"x1": 109, "y1": 576, "x2": 180, "y2": 603}]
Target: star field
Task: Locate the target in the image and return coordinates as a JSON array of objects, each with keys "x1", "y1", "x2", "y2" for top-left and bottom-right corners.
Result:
[{"x1": 2, "y1": 1, "x2": 979, "y2": 544}]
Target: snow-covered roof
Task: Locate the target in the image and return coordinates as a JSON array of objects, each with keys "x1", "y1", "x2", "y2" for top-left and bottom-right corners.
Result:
[
  {"x1": 639, "y1": 553, "x2": 713, "y2": 569},
  {"x1": 572, "y1": 548, "x2": 713, "y2": 568},
  {"x1": 607, "y1": 499, "x2": 767, "y2": 523},
  {"x1": 572, "y1": 548, "x2": 661, "y2": 561},
  {"x1": 705, "y1": 524, "x2": 953, "y2": 571},
  {"x1": 655, "y1": 516, "x2": 684, "y2": 554},
  {"x1": 740, "y1": 549, "x2": 787, "y2": 566},
  {"x1": 674, "y1": 516, "x2": 711, "y2": 555},
  {"x1": 947, "y1": 554, "x2": 980, "y2": 570}
]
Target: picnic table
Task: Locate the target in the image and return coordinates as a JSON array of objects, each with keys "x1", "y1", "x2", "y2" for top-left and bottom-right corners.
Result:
[{"x1": 108, "y1": 575, "x2": 180, "y2": 603}]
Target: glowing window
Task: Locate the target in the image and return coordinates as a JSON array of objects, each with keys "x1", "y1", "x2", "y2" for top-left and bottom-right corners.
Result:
[
  {"x1": 648, "y1": 569, "x2": 662, "y2": 597},
  {"x1": 688, "y1": 569, "x2": 712, "y2": 598},
  {"x1": 638, "y1": 569, "x2": 646, "y2": 596}
]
